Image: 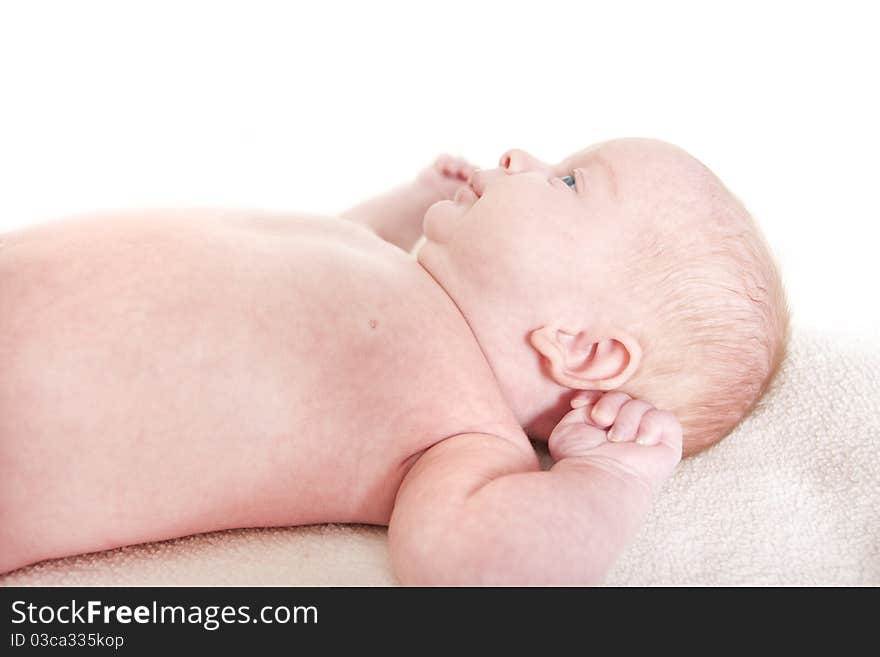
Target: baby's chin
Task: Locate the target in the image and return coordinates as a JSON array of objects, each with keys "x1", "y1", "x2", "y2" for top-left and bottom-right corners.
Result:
[
  {"x1": 423, "y1": 176, "x2": 484, "y2": 242},
  {"x1": 422, "y1": 199, "x2": 463, "y2": 244}
]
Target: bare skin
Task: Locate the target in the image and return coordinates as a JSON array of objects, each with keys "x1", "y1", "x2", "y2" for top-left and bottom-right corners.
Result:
[{"x1": 0, "y1": 146, "x2": 683, "y2": 583}]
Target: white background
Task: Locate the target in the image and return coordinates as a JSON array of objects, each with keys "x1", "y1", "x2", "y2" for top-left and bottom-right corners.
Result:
[{"x1": 1, "y1": 0, "x2": 877, "y2": 337}]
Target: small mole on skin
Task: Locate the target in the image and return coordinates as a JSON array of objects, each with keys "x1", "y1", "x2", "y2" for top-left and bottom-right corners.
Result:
[{"x1": 369, "y1": 319, "x2": 378, "y2": 329}]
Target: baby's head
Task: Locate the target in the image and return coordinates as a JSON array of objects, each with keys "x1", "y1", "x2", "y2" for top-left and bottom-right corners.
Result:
[{"x1": 418, "y1": 138, "x2": 789, "y2": 455}]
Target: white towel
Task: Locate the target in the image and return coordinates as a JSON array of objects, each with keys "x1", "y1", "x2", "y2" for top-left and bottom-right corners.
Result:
[{"x1": 3, "y1": 328, "x2": 878, "y2": 586}]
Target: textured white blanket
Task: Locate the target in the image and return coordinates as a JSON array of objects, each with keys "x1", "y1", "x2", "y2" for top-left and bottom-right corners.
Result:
[{"x1": 3, "y1": 328, "x2": 878, "y2": 586}]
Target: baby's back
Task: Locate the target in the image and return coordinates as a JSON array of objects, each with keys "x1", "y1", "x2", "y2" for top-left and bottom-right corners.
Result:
[{"x1": 0, "y1": 210, "x2": 515, "y2": 571}]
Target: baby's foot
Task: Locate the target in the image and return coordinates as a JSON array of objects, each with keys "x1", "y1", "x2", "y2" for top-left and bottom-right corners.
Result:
[
  {"x1": 548, "y1": 390, "x2": 683, "y2": 494},
  {"x1": 415, "y1": 154, "x2": 479, "y2": 203}
]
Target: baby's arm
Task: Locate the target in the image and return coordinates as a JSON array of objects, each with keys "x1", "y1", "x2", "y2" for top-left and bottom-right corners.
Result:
[
  {"x1": 389, "y1": 391, "x2": 682, "y2": 585},
  {"x1": 341, "y1": 155, "x2": 475, "y2": 252}
]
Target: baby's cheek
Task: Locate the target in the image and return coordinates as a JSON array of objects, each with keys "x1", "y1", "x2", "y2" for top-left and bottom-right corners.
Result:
[
  {"x1": 457, "y1": 197, "x2": 558, "y2": 288},
  {"x1": 483, "y1": 245, "x2": 542, "y2": 301}
]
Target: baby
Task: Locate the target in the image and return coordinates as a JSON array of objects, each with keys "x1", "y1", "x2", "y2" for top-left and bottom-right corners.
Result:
[{"x1": 0, "y1": 138, "x2": 788, "y2": 584}]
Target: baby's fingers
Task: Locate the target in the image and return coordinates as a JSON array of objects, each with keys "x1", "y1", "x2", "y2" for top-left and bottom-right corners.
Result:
[
  {"x1": 570, "y1": 390, "x2": 602, "y2": 410},
  {"x1": 634, "y1": 409, "x2": 682, "y2": 448},
  {"x1": 548, "y1": 406, "x2": 608, "y2": 460},
  {"x1": 606, "y1": 399, "x2": 654, "y2": 443},
  {"x1": 435, "y1": 154, "x2": 477, "y2": 181},
  {"x1": 589, "y1": 391, "x2": 632, "y2": 428}
]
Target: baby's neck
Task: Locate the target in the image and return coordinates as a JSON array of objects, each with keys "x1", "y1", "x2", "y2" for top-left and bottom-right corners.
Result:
[
  {"x1": 416, "y1": 261, "x2": 572, "y2": 441},
  {"x1": 488, "y1": 350, "x2": 574, "y2": 441},
  {"x1": 452, "y1": 309, "x2": 572, "y2": 440}
]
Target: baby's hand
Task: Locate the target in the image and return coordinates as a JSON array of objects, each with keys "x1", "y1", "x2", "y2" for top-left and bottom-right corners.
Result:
[
  {"x1": 548, "y1": 390, "x2": 682, "y2": 464},
  {"x1": 415, "y1": 154, "x2": 479, "y2": 201}
]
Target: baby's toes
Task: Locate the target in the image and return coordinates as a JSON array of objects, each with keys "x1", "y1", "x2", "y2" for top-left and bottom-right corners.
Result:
[{"x1": 606, "y1": 399, "x2": 653, "y2": 443}]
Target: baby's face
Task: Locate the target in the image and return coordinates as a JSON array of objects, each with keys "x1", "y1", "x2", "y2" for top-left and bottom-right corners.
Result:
[
  {"x1": 418, "y1": 141, "x2": 646, "y2": 330},
  {"x1": 417, "y1": 139, "x2": 784, "y2": 452}
]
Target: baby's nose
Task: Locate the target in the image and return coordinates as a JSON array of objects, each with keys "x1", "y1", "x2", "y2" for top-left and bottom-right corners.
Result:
[{"x1": 499, "y1": 148, "x2": 549, "y2": 174}]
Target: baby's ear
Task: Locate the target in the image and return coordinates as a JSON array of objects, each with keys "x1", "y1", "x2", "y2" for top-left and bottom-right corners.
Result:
[{"x1": 529, "y1": 325, "x2": 642, "y2": 390}]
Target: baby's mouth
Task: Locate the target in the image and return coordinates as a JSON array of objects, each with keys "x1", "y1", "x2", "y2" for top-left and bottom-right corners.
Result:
[
  {"x1": 468, "y1": 176, "x2": 485, "y2": 198},
  {"x1": 454, "y1": 185, "x2": 479, "y2": 204}
]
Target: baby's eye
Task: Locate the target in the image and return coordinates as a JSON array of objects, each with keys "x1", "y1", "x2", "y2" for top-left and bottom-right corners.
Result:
[{"x1": 561, "y1": 175, "x2": 576, "y2": 189}]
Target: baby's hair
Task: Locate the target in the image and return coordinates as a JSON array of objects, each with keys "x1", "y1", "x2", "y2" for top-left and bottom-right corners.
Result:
[{"x1": 618, "y1": 148, "x2": 790, "y2": 455}]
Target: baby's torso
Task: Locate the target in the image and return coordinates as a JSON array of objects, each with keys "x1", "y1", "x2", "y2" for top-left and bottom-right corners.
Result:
[
  {"x1": 201, "y1": 211, "x2": 519, "y2": 524},
  {"x1": 2, "y1": 209, "x2": 518, "y2": 550}
]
